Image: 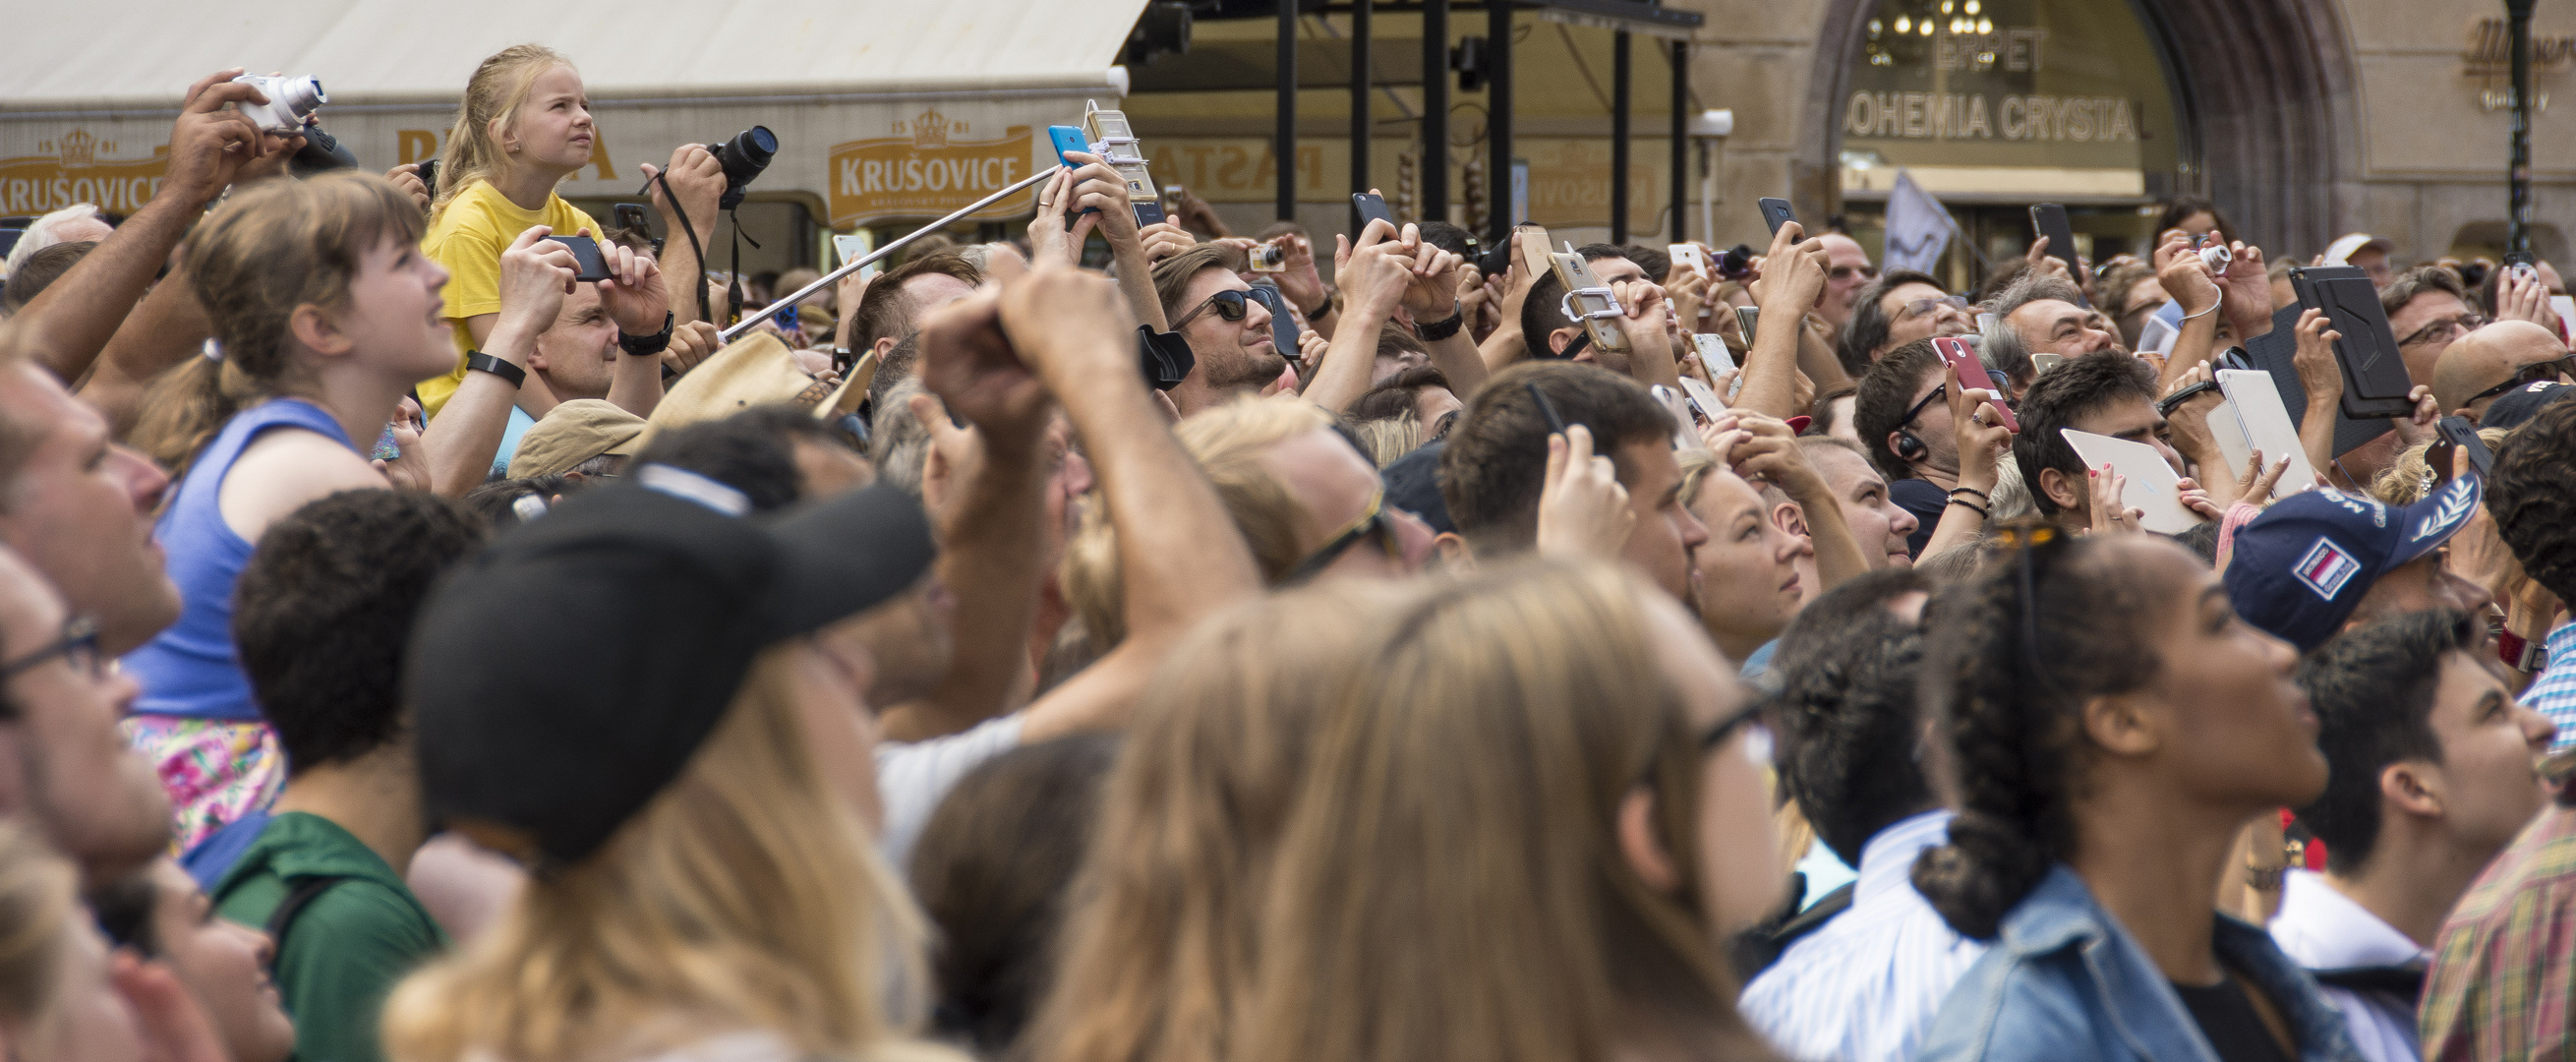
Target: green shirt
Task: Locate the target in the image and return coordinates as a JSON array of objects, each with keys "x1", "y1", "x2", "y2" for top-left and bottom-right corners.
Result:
[{"x1": 210, "y1": 812, "x2": 449, "y2": 1062}]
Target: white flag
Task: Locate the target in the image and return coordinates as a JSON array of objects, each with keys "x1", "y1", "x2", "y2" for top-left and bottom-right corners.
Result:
[{"x1": 1883, "y1": 170, "x2": 1955, "y2": 273}]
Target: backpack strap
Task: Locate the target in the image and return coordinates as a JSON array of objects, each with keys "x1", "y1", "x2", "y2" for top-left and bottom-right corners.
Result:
[{"x1": 263, "y1": 874, "x2": 351, "y2": 957}]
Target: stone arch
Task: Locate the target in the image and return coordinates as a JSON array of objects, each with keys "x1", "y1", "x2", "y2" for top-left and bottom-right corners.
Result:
[{"x1": 1798, "y1": 0, "x2": 2368, "y2": 256}]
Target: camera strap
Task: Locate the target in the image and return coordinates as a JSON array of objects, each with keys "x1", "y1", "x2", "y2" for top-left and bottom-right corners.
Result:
[{"x1": 653, "y1": 170, "x2": 715, "y2": 325}]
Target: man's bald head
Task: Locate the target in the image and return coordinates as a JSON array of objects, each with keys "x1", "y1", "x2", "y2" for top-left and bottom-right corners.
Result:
[{"x1": 2434, "y1": 320, "x2": 2573, "y2": 420}]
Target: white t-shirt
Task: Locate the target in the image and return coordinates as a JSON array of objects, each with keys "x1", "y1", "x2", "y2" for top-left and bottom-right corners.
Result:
[{"x1": 874, "y1": 713, "x2": 1026, "y2": 870}]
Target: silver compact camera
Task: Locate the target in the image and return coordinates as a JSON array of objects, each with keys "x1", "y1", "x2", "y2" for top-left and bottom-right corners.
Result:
[
  {"x1": 2194, "y1": 236, "x2": 2232, "y2": 274},
  {"x1": 231, "y1": 74, "x2": 326, "y2": 133},
  {"x1": 1249, "y1": 242, "x2": 1286, "y2": 273}
]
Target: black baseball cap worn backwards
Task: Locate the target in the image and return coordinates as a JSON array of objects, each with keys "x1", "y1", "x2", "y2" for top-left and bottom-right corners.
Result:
[{"x1": 407, "y1": 464, "x2": 936, "y2": 867}]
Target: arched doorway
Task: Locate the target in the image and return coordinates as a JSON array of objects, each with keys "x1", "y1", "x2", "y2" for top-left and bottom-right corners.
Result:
[{"x1": 1798, "y1": 0, "x2": 2364, "y2": 261}]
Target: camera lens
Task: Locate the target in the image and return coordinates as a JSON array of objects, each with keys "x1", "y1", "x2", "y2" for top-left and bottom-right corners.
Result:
[{"x1": 712, "y1": 126, "x2": 778, "y2": 208}]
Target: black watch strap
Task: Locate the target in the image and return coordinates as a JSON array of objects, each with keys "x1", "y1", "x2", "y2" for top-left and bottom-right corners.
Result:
[
  {"x1": 464, "y1": 351, "x2": 526, "y2": 388},
  {"x1": 1415, "y1": 301, "x2": 1467, "y2": 341},
  {"x1": 620, "y1": 312, "x2": 674, "y2": 357}
]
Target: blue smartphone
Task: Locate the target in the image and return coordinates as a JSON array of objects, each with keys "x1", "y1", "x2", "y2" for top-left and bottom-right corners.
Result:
[{"x1": 1047, "y1": 126, "x2": 1098, "y2": 216}]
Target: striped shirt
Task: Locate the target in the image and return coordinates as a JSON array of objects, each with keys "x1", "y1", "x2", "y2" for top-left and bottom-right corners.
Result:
[
  {"x1": 2420, "y1": 805, "x2": 2576, "y2": 1060},
  {"x1": 1738, "y1": 809, "x2": 1988, "y2": 1062},
  {"x1": 2524, "y1": 621, "x2": 2576, "y2": 750}
]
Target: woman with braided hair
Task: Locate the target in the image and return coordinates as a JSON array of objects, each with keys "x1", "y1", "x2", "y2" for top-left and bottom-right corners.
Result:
[{"x1": 1911, "y1": 522, "x2": 2360, "y2": 1062}]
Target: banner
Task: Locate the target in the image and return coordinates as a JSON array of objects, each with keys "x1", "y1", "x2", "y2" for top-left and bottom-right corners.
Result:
[
  {"x1": 828, "y1": 109, "x2": 1034, "y2": 228},
  {"x1": 1881, "y1": 169, "x2": 1954, "y2": 273},
  {"x1": 0, "y1": 129, "x2": 169, "y2": 216}
]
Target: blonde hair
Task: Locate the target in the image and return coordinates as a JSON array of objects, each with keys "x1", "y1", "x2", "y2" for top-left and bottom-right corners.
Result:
[
  {"x1": 1028, "y1": 581, "x2": 1399, "y2": 1062},
  {"x1": 1350, "y1": 417, "x2": 1422, "y2": 468},
  {"x1": 431, "y1": 44, "x2": 577, "y2": 219},
  {"x1": 1059, "y1": 395, "x2": 1338, "y2": 651},
  {"x1": 382, "y1": 646, "x2": 940, "y2": 1062},
  {"x1": 128, "y1": 172, "x2": 424, "y2": 481},
  {"x1": 1241, "y1": 559, "x2": 1778, "y2": 1062},
  {"x1": 0, "y1": 822, "x2": 76, "y2": 1044}
]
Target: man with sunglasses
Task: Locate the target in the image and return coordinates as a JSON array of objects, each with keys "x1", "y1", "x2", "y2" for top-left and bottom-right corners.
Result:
[
  {"x1": 1150, "y1": 245, "x2": 1287, "y2": 417},
  {"x1": 1852, "y1": 341, "x2": 1968, "y2": 557},
  {"x1": 2430, "y1": 320, "x2": 2576, "y2": 424},
  {"x1": 0, "y1": 545, "x2": 170, "y2": 884}
]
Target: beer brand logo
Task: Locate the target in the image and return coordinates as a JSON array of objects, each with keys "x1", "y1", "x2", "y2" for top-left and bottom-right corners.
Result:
[
  {"x1": 829, "y1": 110, "x2": 1031, "y2": 227},
  {"x1": 0, "y1": 129, "x2": 170, "y2": 215}
]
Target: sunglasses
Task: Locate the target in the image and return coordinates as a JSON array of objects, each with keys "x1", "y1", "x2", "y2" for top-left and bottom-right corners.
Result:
[
  {"x1": 2469, "y1": 354, "x2": 2576, "y2": 405},
  {"x1": 1286, "y1": 489, "x2": 1403, "y2": 583},
  {"x1": 1175, "y1": 288, "x2": 1252, "y2": 328}
]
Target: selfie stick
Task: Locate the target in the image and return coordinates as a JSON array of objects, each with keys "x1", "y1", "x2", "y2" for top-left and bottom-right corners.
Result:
[{"x1": 721, "y1": 166, "x2": 1058, "y2": 343}]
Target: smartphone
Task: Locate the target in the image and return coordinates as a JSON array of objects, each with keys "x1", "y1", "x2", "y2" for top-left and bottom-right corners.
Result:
[
  {"x1": 2030, "y1": 352, "x2": 2065, "y2": 375},
  {"x1": 417, "y1": 158, "x2": 439, "y2": 202},
  {"x1": 1933, "y1": 336, "x2": 2019, "y2": 433},
  {"x1": 1082, "y1": 101, "x2": 1161, "y2": 225},
  {"x1": 1352, "y1": 193, "x2": 1395, "y2": 235},
  {"x1": 1162, "y1": 183, "x2": 1184, "y2": 208},
  {"x1": 1691, "y1": 332, "x2": 1736, "y2": 371},
  {"x1": 1652, "y1": 385, "x2": 1706, "y2": 451},
  {"x1": 2028, "y1": 203, "x2": 2088, "y2": 293},
  {"x1": 1669, "y1": 243, "x2": 1710, "y2": 280},
  {"x1": 2437, "y1": 415, "x2": 2494, "y2": 479},
  {"x1": 2288, "y1": 265, "x2": 2417, "y2": 420},
  {"x1": 1757, "y1": 197, "x2": 1796, "y2": 236},
  {"x1": 1678, "y1": 376, "x2": 1728, "y2": 422},
  {"x1": 1735, "y1": 306, "x2": 1761, "y2": 345},
  {"x1": 832, "y1": 232, "x2": 881, "y2": 284},
  {"x1": 1550, "y1": 243, "x2": 1629, "y2": 355},
  {"x1": 1514, "y1": 226, "x2": 1555, "y2": 285},
  {"x1": 552, "y1": 234, "x2": 613, "y2": 282}
]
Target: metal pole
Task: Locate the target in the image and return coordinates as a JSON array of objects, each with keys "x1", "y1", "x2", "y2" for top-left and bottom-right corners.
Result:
[
  {"x1": 1422, "y1": 0, "x2": 1448, "y2": 223},
  {"x1": 1610, "y1": 30, "x2": 1630, "y2": 244},
  {"x1": 1353, "y1": 0, "x2": 1372, "y2": 229},
  {"x1": 1489, "y1": 0, "x2": 1513, "y2": 248},
  {"x1": 1670, "y1": 39, "x2": 1687, "y2": 242},
  {"x1": 2509, "y1": 0, "x2": 2537, "y2": 255},
  {"x1": 1278, "y1": 0, "x2": 1299, "y2": 221},
  {"x1": 722, "y1": 166, "x2": 1055, "y2": 342}
]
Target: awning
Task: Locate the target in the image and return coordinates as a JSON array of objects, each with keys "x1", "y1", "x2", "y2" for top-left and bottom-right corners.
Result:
[{"x1": 0, "y1": 0, "x2": 1147, "y2": 225}]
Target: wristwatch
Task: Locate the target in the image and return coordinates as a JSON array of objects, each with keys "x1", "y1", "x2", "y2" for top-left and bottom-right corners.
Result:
[
  {"x1": 463, "y1": 351, "x2": 526, "y2": 388},
  {"x1": 1415, "y1": 301, "x2": 1467, "y2": 341},
  {"x1": 619, "y1": 312, "x2": 674, "y2": 357}
]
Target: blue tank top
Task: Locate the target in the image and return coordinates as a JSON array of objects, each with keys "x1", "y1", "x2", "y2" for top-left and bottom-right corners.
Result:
[{"x1": 123, "y1": 398, "x2": 353, "y2": 722}]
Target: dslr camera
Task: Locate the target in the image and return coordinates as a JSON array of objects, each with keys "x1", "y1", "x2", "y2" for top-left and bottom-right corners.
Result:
[
  {"x1": 710, "y1": 126, "x2": 778, "y2": 210},
  {"x1": 231, "y1": 74, "x2": 326, "y2": 133}
]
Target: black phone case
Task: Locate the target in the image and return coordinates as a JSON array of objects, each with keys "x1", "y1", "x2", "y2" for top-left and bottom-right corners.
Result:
[
  {"x1": 2437, "y1": 416, "x2": 2495, "y2": 478},
  {"x1": 2028, "y1": 204, "x2": 2088, "y2": 297},
  {"x1": 556, "y1": 235, "x2": 612, "y2": 283},
  {"x1": 2242, "y1": 303, "x2": 2391, "y2": 457},
  {"x1": 1352, "y1": 194, "x2": 1394, "y2": 232},
  {"x1": 2289, "y1": 265, "x2": 2416, "y2": 421},
  {"x1": 1758, "y1": 198, "x2": 1795, "y2": 236}
]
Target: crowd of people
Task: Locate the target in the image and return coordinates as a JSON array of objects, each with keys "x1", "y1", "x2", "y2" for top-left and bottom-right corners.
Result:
[{"x1": 2, "y1": 41, "x2": 2575, "y2": 1062}]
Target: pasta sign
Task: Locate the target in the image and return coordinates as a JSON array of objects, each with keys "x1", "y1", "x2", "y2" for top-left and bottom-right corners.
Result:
[
  {"x1": 0, "y1": 130, "x2": 168, "y2": 215},
  {"x1": 829, "y1": 109, "x2": 1030, "y2": 226}
]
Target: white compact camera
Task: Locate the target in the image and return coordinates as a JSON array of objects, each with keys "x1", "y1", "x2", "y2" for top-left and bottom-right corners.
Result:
[
  {"x1": 2194, "y1": 236, "x2": 2232, "y2": 274},
  {"x1": 1249, "y1": 243, "x2": 1286, "y2": 272},
  {"x1": 231, "y1": 74, "x2": 326, "y2": 133}
]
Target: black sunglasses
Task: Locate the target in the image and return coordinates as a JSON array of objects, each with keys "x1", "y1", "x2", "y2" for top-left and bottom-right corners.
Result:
[
  {"x1": 1286, "y1": 490, "x2": 1403, "y2": 583},
  {"x1": 1175, "y1": 288, "x2": 1252, "y2": 328},
  {"x1": 2469, "y1": 355, "x2": 2576, "y2": 405}
]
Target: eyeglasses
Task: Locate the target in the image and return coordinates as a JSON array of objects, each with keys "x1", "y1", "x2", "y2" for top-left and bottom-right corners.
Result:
[
  {"x1": 0, "y1": 616, "x2": 101, "y2": 683},
  {"x1": 1901, "y1": 383, "x2": 1947, "y2": 430},
  {"x1": 1174, "y1": 288, "x2": 1252, "y2": 328},
  {"x1": 2397, "y1": 313, "x2": 2489, "y2": 348},
  {"x1": 1695, "y1": 700, "x2": 1772, "y2": 766},
  {"x1": 2469, "y1": 354, "x2": 2576, "y2": 405},
  {"x1": 1900, "y1": 295, "x2": 1969, "y2": 320},
  {"x1": 1286, "y1": 489, "x2": 1403, "y2": 583}
]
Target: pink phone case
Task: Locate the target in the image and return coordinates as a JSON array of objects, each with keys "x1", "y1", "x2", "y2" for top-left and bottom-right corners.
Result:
[{"x1": 1933, "y1": 337, "x2": 2018, "y2": 434}]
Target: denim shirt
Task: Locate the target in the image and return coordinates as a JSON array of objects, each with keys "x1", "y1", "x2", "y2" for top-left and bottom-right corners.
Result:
[{"x1": 1915, "y1": 864, "x2": 2362, "y2": 1062}]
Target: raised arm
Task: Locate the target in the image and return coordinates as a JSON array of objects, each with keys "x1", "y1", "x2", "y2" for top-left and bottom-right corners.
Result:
[
  {"x1": 972, "y1": 266, "x2": 1262, "y2": 739},
  {"x1": 1302, "y1": 219, "x2": 1412, "y2": 415},
  {"x1": 1062, "y1": 150, "x2": 1169, "y2": 333},
  {"x1": 1721, "y1": 413, "x2": 1870, "y2": 591},
  {"x1": 1737, "y1": 223, "x2": 1830, "y2": 420},
  {"x1": 1917, "y1": 383, "x2": 2013, "y2": 560},
  {"x1": 2153, "y1": 230, "x2": 2224, "y2": 388},
  {"x1": 416, "y1": 227, "x2": 574, "y2": 496},
  {"x1": 19, "y1": 70, "x2": 271, "y2": 384},
  {"x1": 2289, "y1": 309, "x2": 2346, "y2": 490},
  {"x1": 638, "y1": 145, "x2": 724, "y2": 327}
]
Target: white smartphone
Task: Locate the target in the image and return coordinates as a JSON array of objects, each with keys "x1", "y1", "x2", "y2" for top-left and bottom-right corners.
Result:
[
  {"x1": 1669, "y1": 243, "x2": 1710, "y2": 281},
  {"x1": 2059, "y1": 429, "x2": 2200, "y2": 533},
  {"x1": 1678, "y1": 377, "x2": 1727, "y2": 423},
  {"x1": 832, "y1": 232, "x2": 879, "y2": 284},
  {"x1": 2215, "y1": 369, "x2": 2320, "y2": 493},
  {"x1": 1653, "y1": 385, "x2": 1704, "y2": 452}
]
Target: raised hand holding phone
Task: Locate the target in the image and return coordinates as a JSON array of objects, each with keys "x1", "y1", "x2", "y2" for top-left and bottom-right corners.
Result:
[
  {"x1": 498, "y1": 225, "x2": 579, "y2": 334},
  {"x1": 1933, "y1": 336, "x2": 2017, "y2": 433},
  {"x1": 1536, "y1": 422, "x2": 1636, "y2": 560}
]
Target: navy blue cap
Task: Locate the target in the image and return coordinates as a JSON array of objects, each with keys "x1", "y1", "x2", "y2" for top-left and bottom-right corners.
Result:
[
  {"x1": 2222, "y1": 475, "x2": 2483, "y2": 652},
  {"x1": 2482, "y1": 380, "x2": 2576, "y2": 432},
  {"x1": 1381, "y1": 439, "x2": 1454, "y2": 536}
]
